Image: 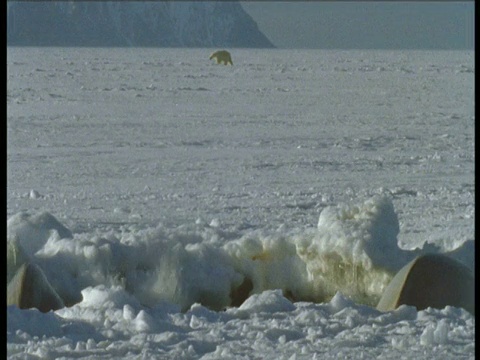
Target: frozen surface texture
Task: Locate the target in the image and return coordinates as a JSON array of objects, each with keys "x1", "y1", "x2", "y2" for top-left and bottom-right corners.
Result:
[{"x1": 7, "y1": 48, "x2": 474, "y2": 359}]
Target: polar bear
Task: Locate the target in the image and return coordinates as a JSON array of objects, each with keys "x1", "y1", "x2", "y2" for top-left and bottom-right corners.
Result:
[{"x1": 209, "y1": 50, "x2": 233, "y2": 65}]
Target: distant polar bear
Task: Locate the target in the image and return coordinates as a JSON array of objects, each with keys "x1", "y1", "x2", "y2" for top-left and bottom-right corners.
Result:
[{"x1": 209, "y1": 50, "x2": 233, "y2": 65}]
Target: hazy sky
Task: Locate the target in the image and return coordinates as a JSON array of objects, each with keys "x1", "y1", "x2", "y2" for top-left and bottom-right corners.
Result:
[{"x1": 240, "y1": 2, "x2": 475, "y2": 49}]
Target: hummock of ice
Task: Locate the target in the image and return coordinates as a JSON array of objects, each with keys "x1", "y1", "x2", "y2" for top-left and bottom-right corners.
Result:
[{"x1": 6, "y1": 195, "x2": 472, "y2": 313}]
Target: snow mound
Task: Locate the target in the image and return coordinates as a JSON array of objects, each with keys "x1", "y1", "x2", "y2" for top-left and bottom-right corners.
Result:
[{"x1": 237, "y1": 289, "x2": 296, "y2": 314}]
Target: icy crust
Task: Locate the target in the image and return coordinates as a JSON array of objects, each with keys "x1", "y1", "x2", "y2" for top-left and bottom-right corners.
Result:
[
  {"x1": 7, "y1": 290, "x2": 475, "y2": 359},
  {"x1": 6, "y1": 196, "x2": 473, "y2": 312},
  {"x1": 6, "y1": 196, "x2": 475, "y2": 358}
]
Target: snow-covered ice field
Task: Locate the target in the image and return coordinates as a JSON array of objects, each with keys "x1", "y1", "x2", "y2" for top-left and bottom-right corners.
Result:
[{"x1": 7, "y1": 48, "x2": 475, "y2": 359}]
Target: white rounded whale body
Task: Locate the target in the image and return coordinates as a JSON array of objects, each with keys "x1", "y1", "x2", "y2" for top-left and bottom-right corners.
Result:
[
  {"x1": 377, "y1": 254, "x2": 474, "y2": 315},
  {"x1": 7, "y1": 263, "x2": 65, "y2": 313}
]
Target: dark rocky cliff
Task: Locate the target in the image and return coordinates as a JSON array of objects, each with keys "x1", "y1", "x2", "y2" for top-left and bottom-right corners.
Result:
[{"x1": 7, "y1": 1, "x2": 274, "y2": 48}]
